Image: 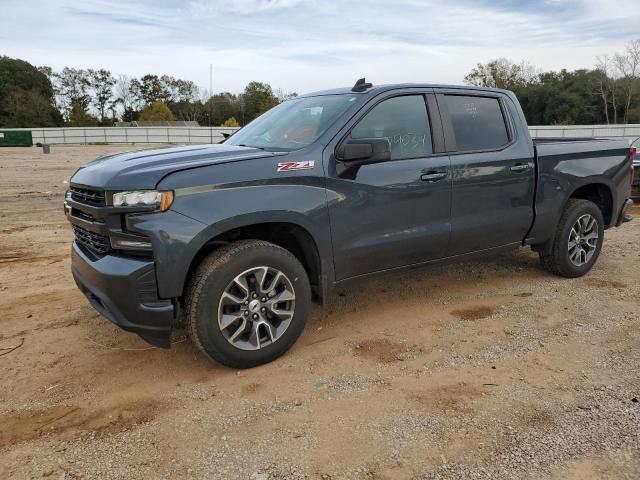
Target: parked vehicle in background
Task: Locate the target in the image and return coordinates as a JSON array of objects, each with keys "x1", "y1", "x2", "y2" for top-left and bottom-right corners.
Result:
[{"x1": 64, "y1": 79, "x2": 635, "y2": 368}]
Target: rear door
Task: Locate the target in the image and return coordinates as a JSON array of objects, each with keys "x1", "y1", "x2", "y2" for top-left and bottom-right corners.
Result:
[
  {"x1": 435, "y1": 89, "x2": 535, "y2": 255},
  {"x1": 324, "y1": 90, "x2": 452, "y2": 280}
]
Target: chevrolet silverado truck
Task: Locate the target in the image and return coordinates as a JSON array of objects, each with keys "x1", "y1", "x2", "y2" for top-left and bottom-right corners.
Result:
[{"x1": 64, "y1": 79, "x2": 635, "y2": 368}]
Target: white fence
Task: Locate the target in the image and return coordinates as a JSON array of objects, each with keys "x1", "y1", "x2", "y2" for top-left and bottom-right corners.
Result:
[
  {"x1": 529, "y1": 124, "x2": 640, "y2": 142},
  {"x1": 2, "y1": 124, "x2": 640, "y2": 146},
  {"x1": 2, "y1": 127, "x2": 240, "y2": 145}
]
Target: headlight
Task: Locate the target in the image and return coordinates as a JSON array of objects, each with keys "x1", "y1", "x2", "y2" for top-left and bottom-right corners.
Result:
[{"x1": 112, "y1": 190, "x2": 174, "y2": 211}]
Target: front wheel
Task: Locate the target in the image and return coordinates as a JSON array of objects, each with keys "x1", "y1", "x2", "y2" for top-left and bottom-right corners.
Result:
[
  {"x1": 185, "y1": 240, "x2": 311, "y2": 368},
  {"x1": 539, "y1": 199, "x2": 605, "y2": 278}
]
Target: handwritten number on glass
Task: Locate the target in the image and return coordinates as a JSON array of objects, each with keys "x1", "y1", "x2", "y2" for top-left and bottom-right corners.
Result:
[
  {"x1": 464, "y1": 102, "x2": 479, "y2": 119},
  {"x1": 386, "y1": 133, "x2": 427, "y2": 150}
]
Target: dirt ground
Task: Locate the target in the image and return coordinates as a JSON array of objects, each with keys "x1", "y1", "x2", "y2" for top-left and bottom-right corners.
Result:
[{"x1": 0, "y1": 145, "x2": 639, "y2": 480}]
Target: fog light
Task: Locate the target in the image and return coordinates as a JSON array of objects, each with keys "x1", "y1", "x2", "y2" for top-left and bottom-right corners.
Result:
[{"x1": 110, "y1": 237, "x2": 152, "y2": 250}]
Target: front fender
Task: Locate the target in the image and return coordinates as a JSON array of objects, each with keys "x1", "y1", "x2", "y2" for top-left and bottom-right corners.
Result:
[{"x1": 130, "y1": 171, "x2": 332, "y2": 299}]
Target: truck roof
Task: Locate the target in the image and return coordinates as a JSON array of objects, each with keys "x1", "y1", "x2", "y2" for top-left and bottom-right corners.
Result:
[{"x1": 299, "y1": 83, "x2": 512, "y2": 98}]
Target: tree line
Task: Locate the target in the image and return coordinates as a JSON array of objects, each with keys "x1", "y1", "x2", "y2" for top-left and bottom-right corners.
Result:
[
  {"x1": 0, "y1": 56, "x2": 295, "y2": 128},
  {"x1": 1, "y1": 39, "x2": 639, "y2": 128},
  {"x1": 464, "y1": 40, "x2": 640, "y2": 125}
]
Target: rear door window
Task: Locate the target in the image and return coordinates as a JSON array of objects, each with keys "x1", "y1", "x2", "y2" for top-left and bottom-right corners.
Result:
[
  {"x1": 351, "y1": 95, "x2": 433, "y2": 160},
  {"x1": 444, "y1": 95, "x2": 509, "y2": 152}
]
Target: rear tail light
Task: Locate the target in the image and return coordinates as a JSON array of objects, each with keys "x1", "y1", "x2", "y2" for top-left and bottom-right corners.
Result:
[{"x1": 630, "y1": 146, "x2": 637, "y2": 186}]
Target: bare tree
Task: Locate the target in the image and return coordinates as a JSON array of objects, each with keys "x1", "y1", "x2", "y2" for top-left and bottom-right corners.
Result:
[
  {"x1": 594, "y1": 55, "x2": 613, "y2": 124},
  {"x1": 274, "y1": 88, "x2": 298, "y2": 102},
  {"x1": 613, "y1": 40, "x2": 640, "y2": 124},
  {"x1": 114, "y1": 75, "x2": 138, "y2": 122}
]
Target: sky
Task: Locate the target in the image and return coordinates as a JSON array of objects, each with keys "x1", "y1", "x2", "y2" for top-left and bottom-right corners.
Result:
[{"x1": 2, "y1": 0, "x2": 640, "y2": 95}]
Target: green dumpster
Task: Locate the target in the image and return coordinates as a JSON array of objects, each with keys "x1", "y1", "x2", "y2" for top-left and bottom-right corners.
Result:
[{"x1": 0, "y1": 130, "x2": 33, "y2": 147}]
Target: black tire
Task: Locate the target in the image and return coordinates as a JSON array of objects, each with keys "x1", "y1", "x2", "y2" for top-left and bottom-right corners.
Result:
[
  {"x1": 184, "y1": 240, "x2": 311, "y2": 368},
  {"x1": 539, "y1": 199, "x2": 605, "y2": 278}
]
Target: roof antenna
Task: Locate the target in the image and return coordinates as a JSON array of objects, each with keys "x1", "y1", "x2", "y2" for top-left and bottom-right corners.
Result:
[{"x1": 352, "y1": 77, "x2": 372, "y2": 92}]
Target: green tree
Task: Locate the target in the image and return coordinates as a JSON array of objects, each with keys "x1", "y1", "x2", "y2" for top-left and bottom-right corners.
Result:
[
  {"x1": 3, "y1": 88, "x2": 62, "y2": 127},
  {"x1": 242, "y1": 81, "x2": 279, "y2": 123},
  {"x1": 88, "y1": 69, "x2": 115, "y2": 125},
  {"x1": 517, "y1": 69, "x2": 605, "y2": 125},
  {"x1": 0, "y1": 56, "x2": 55, "y2": 99},
  {"x1": 463, "y1": 58, "x2": 627, "y2": 125},
  {"x1": 134, "y1": 74, "x2": 170, "y2": 105},
  {"x1": 206, "y1": 93, "x2": 239, "y2": 126},
  {"x1": 0, "y1": 56, "x2": 62, "y2": 127},
  {"x1": 138, "y1": 101, "x2": 175, "y2": 122},
  {"x1": 53, "y1": 67, "x2": 91, "y2": 118},
  {"x1": 221, "y1": 116, "x2": 240, "y2": 127},
  {"x1": 67, "y1": 101, "x2": 98, "y2": 126},
  {"x1": 464, "y1": 58, "x2": 538, "y2": 90},
  {"x1": 170, "y1": 99, "x2": 205, "y2": 122},
  {"x1": 162, "y1": 75, "x2": 199, "y2": 103}
]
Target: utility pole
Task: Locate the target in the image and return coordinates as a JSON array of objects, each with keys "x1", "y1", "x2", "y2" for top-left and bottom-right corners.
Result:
[{"x1": 209, "y1": 64, "x2": 213, "y2": 127}]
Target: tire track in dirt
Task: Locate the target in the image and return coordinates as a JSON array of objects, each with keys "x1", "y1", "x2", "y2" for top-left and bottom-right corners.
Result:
[
  {"x1": 0, "y1": 398, "x2": 161, "y2": 448},
  {"x1": 0, "y1": 252, "x2": 67, "y2": 265},
  {"x1": 0, "y1": 289, "x2": 85, "y2": 340}
]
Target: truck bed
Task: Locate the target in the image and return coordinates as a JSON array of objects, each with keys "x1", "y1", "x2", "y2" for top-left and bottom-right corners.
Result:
[
  {"x1": 533, "y1": 137, "x2": 630, "y2": 163},
  {"x1": 526, "y1": 136, "x2": 632, "y2": 245}
]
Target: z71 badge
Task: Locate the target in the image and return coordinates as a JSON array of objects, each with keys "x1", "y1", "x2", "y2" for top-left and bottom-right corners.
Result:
[{"x1": 277, "y1": 161, "x2": 315, "y2": 172}]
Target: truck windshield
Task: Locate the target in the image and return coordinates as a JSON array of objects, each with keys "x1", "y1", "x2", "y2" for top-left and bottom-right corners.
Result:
[{"x1": 226, "y1": 94, "x2": 358, "y2": 151}]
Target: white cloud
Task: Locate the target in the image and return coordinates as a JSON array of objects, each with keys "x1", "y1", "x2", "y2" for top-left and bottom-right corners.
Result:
[
  {"x1": 189, "y1": 0, "x2": 313, "y2": 15},
  {"x1": 1, "y1": 0, "x2": 638, "y2": 94}
]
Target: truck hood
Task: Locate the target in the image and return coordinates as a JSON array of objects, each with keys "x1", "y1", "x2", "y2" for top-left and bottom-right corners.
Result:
[{"x1": 70, "y1": 144, "x2": 287, "y2": 190}]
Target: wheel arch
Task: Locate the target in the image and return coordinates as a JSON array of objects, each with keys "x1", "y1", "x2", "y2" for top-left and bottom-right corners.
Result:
[
  {"x1": 183, "y1": 216, "x2": 329, "y2": 305},
  {"x1": 566, "y1": 181, "x2": 614, "y2": 228},
  {"x1": 532, "y1": 180, "x2": 614, "y2": 255}
]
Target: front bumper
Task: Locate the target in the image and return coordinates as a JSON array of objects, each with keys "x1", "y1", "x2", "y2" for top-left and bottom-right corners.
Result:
[{"x1": 71, "y1": 242, "x2": 174, "y2": 348}]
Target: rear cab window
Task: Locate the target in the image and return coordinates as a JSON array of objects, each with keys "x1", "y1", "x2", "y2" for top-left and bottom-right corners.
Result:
[{"x1": 443, "y1": 95, "x2": 510, "y2": 152}]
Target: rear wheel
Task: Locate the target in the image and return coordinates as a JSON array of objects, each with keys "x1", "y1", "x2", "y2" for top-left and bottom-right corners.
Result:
[
  {"x1": 539, "y1": 199, "x2": 604, "y2": 278},
  {"x1": 185, "y1": 240, "x2": 311, "y2": 368}
]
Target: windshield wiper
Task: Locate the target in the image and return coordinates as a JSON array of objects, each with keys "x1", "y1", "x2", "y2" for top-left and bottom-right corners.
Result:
[{"x1": 237, "y1": 144, "x2": 265, "y2": 150}]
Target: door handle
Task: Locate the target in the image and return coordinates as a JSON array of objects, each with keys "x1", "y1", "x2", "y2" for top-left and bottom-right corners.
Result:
[
  {"x1": 510, "y1": 163, "x2": 530, "y2": 172},
  {"x1": 420, "y1": 172, "x2": 447, "y2": 182}
]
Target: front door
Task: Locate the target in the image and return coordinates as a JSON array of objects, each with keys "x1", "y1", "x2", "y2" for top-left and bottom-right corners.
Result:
[{"x1": 325, "y1": 92, "x2": 452, "y2": 280}]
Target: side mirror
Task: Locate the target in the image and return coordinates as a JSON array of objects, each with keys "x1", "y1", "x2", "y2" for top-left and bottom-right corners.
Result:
[{"x1": 337, "y1": 138, "x2": 391, "y2": 165}]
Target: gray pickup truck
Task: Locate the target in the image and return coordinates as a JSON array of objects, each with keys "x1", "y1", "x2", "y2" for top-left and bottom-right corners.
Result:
[{"x1": 65, "y1": 79, "x2": 635, "y2": 368}]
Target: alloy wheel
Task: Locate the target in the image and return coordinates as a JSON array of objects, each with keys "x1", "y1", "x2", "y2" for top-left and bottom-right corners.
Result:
[
  {"x1": 567, "y1": 214, "x2": 599, "y2": 266},
  {"x1": 217, "y1": 266, "x2": 295, "y2": 350}
]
